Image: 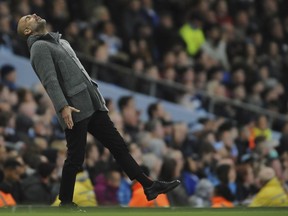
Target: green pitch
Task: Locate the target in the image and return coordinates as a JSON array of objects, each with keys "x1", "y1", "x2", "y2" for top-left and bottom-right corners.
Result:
[{"x1": 0, "y1": 207, "x2": 287, "y2": 216}]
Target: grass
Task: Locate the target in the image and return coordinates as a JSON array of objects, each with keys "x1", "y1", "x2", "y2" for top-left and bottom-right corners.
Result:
[
  {"x1": 0, "y1": 206, "x2": 288, "y2": 216},
  {"x1": 0, "y1": 207, "x2": 287, "y2": 216}
]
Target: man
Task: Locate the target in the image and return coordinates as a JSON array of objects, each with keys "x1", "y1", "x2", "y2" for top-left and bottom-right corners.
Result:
[
  {"x1": 0, "y1": 64, "x2": 17, "y2": 91},
  {"x1": 94, "y1": 165, "x2": 121, "y2": 205},
  {"x1": 0, "y1": 159, "x2": 23, "y2": 204},
  {"x1": 21, "y1": 162, "x2": 56, "y2": 204},
  {"x1": 147, "y1": 102, "x2": 168, "y2": 121},
  {"x1": 249, "y1": 167, "x2": 288, "y2": 207},
  {"x1": 52, "y1": 170, "x2": 97, "y2": 207},
  {"x1": 17, "y1": 14, "x2": 180, "y2": 208}
]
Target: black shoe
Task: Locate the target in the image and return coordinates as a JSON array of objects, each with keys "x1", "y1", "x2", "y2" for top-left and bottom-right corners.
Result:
[
  {"x1": 144, "y1": 180, "x2": 181, "y2": 201},
  {"x1": 59, "y1": 202, "x2": 86, "y2": 212}
]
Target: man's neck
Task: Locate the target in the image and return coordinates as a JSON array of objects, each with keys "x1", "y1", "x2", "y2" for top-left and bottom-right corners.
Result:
[{"x1": 32, "y1": 29, "x2": 49, "y2": 36}]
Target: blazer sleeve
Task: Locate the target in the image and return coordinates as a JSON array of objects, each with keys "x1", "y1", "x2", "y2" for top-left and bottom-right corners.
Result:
[{"x1": 30, "y1": 42, "x2": 68, "y2": 113}]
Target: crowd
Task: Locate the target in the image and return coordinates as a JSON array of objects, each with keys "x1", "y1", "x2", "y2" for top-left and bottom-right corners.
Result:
[
  {"x1": 1, "y1": 0, "x2": 288, "y2": 126},
  {"x1": 1, "y1": 0, "x2": 288, "y2": 208}
]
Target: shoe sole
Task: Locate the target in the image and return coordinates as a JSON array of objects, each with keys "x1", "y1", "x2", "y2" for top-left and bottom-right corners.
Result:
[{"x1": 146, "y1": 180, "x2": 181, "y2": 201}]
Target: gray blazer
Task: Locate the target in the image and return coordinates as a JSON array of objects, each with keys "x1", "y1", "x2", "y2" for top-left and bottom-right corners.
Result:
[{"x1": 28, "y1": 32, "x2": 108, "y2": 129}]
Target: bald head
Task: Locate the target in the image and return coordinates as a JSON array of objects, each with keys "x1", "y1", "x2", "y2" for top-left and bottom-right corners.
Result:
[
  {"x1": 17, "y1": 16, "x2": 27, "y2": 38},
  {"x1": 258, "y1": 167, "x2": 275, "y2": 184},
  {"x1": 17, "y1": 14, "x2": 47, "y2": 39}
]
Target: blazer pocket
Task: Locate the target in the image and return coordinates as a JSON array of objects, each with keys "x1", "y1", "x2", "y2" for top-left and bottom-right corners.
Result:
[
  {"x1": 58, "y1": 60, "x2": 70, "y2": 81},
  {"x1": 66, "y1": 82, "x2": 87, "y2": 97}
]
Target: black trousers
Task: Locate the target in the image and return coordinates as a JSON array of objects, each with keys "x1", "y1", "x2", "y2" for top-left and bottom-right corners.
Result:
[{"x1": 59, "y1": 111, "x2": 142, "y2": 203}]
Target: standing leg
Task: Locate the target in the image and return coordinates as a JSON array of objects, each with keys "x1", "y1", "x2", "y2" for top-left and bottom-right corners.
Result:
[{"x1": 59, "y1": 118, "x2": 89, "y2": 204}]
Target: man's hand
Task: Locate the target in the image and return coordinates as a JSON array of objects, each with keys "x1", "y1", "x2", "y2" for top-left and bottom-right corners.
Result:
[{"x1": 61, "y1": 106, "x2": 80, "y2": 129}]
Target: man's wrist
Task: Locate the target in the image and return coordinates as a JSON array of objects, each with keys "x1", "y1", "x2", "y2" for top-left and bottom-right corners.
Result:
[{"x1": 60, "y1": 105, "x2": 69, "y2": 113}]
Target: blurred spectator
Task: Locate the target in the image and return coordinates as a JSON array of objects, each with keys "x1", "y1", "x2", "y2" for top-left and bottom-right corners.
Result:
[
  {"x1": 84, "y1": 142, "x2": 101, "y2": 184},
  {"x1": 215, "y1": 164, "x2": 237, "y2": 202},
  {"x1": 211, "y1": 184, "x2": 234, "y2": 208},
  {"x1": 277, "y1": 123, "x2": 288, "y2": 156},
  {"x1": 162, "y1": 51, "x2": 176, "y2": 69},
  {"x1": 92, "y1": 41, "x2": 109, "y2": 63},
  {"x1": 94, "y1": 164, "x2": 121, "y2": 205},
  {"x1": 171, "y1": 123, "x2": 189, "y2": 151},
  {"x1": 144, "y1": 119, "x2": 167, "y2": 158},
  {"x1": 117, "y1": 142, "x2": 142, "y2": 206},
  {"x1": 53, "y1": 170, "x2": 97, "y2": 207},
  {"x1": 109, "y1": 111, "x2": 131, "y2": 142},
  {"x1": 136, "y1": 65, "x2": 160, "y2": 94},
  {"x1": 247, "y1": 81, "x2": 264, "y2": 107},
  {"x1": 99, "y1": 21, "x2": 122, "y2": 57},
  {"x1": 63, "y1": 22, "x2": 80, "y2": 51},
  {"x1": 202, "y1": 24, "x2": 229, "y2": 70},
  {"x1": 90, "y1": 6, "x2": 111, "y2": 27},
  {"x1": 33, "y1": 118, "x2": 52, "y2": 140},
  {"x1": 0, "y1": 159, "x2": 23, "y2": 203},
  {"x1": 118, "y1": 96, "x2": 140, "y2": 139},
  {"x1": 0, "y1": 65, "x2": 17, "y2": 91},
  {"x1": 134, "y1": 23, "x2": 155, "y2": 62},
  {"x1": 0, "y1": 5, "x2": 13, "y2": 53},
  {"x1": 147, "y1": 102, "x2": 168, "y2": 121},
  {"x1": 234, "y1": 10, "x2": 250, "y2": 40},
  {"x1": 235, "y1": 164, "x2": 257, "y2": 204},
  {"x1": 21, "y1": 162, "x2": 57, "y2": 204},
  {"x1": 232, "y1": 85, "x2": 246, "y2": 102},
  {"x1": 0, "y1": 135, "x2": 7, "y2": 163},
  {"x1": 142, "y1": 153, "x2": 162, "y2": 180},
  {"x1": 131, "y1": 57, "x2": 145, "y2": 75},
  {"x1": 179, "y1": 68, "x2": 203, "y2": 111},
  {"x1": 162, "y1": 67, "x2": 176, "y2": 83},
  {"x1": 123, "y1": 0, "x2": 146, "y2": 39},
  {"x1": 189, "y1": 179, "x2": 214, "y2": 207},
  {"x1": 281, "y1": 152, "x2": 288, "y2": 188},
  {"x1": 0, "y1": 166, "x2": 15, "y2": 207},
  {"x1": 117, "y1": 172, "x2": 132, "y2": 207},
  {"x1": 245, "y1": 42, "x2": 259, "y2": 73},
  {"x1": 198, "y1": 142, "x2": 217, "y2": 185},
  {"x1": 214, "y1": 123, "x2": 238, "y2": 160},
  {"x1": 30, "y1": 0, "x2": 46, "y2": 18},
  {"x1": 154, "y1": 12, "x2": 183, "y2": 59},
  {"x1": 159, "y1": 157, "x2": 189, "y2": 206},
  {"x1": 140, "y1": 0, "x2": 159, "y2": 28},
  {"x1": 17, "y1": 88, "x2": 35, "y2": 104},
  {"x1": 49, "y1": 0, "x2": 70, "y2": 31},
  {"x1": 250, "y1": 167, "x2": 288, "y2": 207},
  {"x1": 78, "y1": 25, "x2": 97, "y2": 56},
  {"x1": 214, "y1": 0, "x2": 232, "y2": 25},
  {"x1": 253, "y1": 115, "x2": 272, "y2": 140},
  {"x1": 176, "y1": 50, "x2": 193, "y2": 69},
  {"x1": 128, "y1": 143, "x2": 143, "y2": 165},
  {"x1": 182, "y1": 157, "x2": 199, "y2": 196},
  {"x1": 253, "y1": 136, "x2": 282, "y2": 179},
  {"x1": 14, "y1": 114, "x2": 33, "y2": 142},
  {"x1": 179, "y1": 12, "x2": 205, "y2": 56}
]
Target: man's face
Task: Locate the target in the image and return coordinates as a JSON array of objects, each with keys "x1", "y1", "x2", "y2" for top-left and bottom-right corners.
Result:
[
  {"x1": 0, "y1": 136, "x2": 7, "y2": 163},
  {"x1": 18, "y1": 14, "x2": 46, "y2": 37},
  {"x1": 156, "y1": 104, "x2": 165, "y2": 118},
  {"x1": 107, "y1": 171, "x2": 121, "y2": 188},
  {"x1": 5, "y1": 166, "x2": 23, "y2": 183}
]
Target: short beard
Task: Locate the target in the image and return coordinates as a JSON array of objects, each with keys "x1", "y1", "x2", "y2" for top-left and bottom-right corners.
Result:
[{"x1": 34, "y1": 20, "x2": 47, "y2": 34}]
